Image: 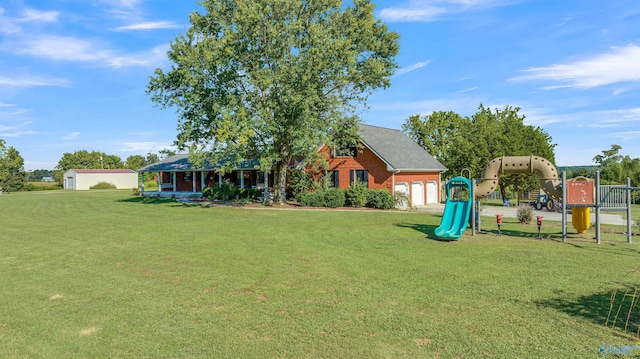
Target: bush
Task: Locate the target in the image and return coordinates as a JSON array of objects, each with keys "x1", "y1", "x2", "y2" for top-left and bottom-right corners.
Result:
[
  {"x1": 235, "y1": 187, "x2": 262, "y2": 200},
  {"x1": 90, "y1": 182, "x2": 116, "y2": 190},
  {"x1": 346, "y1": 182, "x2": 368, "y2": 207},
  {"x1": 324, "y1": 188, "x2": 346, "y2": 208},
  {"x1": 218, "y1": 179, "x2": 235, "y2": 201},
  {"x1": 517, "y1": 205, "x2": 533, "y2": 224},
  {"x1": 393, "y1": 191, "x2": 411, "y2": 210},
  {"x1": 202, "y1": 187, "x2": 213, "y2": 199},
  {"x1": 131, "y1": 187, "x2": 141, "y2": 196},
  {"x1": 298, "y1": 191, "x2": 325, "y2": 207},
  {"x1": 367, "y1": 189, "x2": 394, "y2": 209}
]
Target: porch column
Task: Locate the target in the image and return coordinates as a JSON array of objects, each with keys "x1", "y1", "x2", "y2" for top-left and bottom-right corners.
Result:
[
  {"x1": 264, "y1": 171, "x2": 269, "y2": 196},
  {"x1": 240, "y1": 170, "x2": 245, "y2": 189},
  {"x1": 157, "y1": 171, "x2": 161, "y2": 189},
  {"x1": 172, "y1": 172, "x2": 177, "y2": 192},
  {"x1": 218, "y1": 172, "x2": 222, "y2": 185},
  {"x1": 200, "y1": 171, "x2": 205, "y2": 190},
  {"x1": 141, "y1": 173, "x2": 145, "y2": 192},
  {"x1": 192, "y1": 171, "x2": 196, "y2": 192}
]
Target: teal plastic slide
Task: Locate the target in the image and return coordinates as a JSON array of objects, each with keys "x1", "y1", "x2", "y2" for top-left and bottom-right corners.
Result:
[{"x1": 435, "y1": 177, "x2": 473, "y2": 240}]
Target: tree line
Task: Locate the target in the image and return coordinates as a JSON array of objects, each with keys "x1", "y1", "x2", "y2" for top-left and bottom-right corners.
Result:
[
  {"x1": 401, "y1": 104, "x2": 640, "y2": 197},
  {"x1": 0, "y1": 142, "x2": 176, "y2": 192}
]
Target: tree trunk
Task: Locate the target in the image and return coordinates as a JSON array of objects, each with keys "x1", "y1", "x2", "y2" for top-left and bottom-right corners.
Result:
[{"x1": 272, "y1": 162, "x2": 288, "y2": 204}]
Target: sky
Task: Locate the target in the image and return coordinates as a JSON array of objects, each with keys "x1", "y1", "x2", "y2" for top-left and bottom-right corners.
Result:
[{"x1": 1, "y1": 0, "x2": 639, "y2": 171}]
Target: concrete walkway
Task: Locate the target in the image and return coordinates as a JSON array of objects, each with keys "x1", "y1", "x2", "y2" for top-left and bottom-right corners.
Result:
[{"x1": 417, "y1": 203, "x2": 635, "y2": 226}]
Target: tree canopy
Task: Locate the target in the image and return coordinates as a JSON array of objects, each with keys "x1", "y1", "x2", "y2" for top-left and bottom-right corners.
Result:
[
  {"x1": 0, "y1": 139, "x2": 27, "y2": 192},
  {"x1": 54, "y1": 150, "x2": 124, "y2": 184},
  {"x1": 147, "y1": 0, "x2": 400, "y2": 203},
  {"x1": 403, "y1": 105, "x2": 557, "y2": 197}
]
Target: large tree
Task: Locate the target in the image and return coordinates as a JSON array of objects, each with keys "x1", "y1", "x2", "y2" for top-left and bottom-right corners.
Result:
[
  {"x1": 403, "y1": 105, "x2": 557, "y2": 198},
  {"x1": 594, "y1": 145, "x2": 640, "y2": 186},
  {"x1": 402, "y1": 111, "x2": 466, "y2": 178},
  {"x1": 0, "y1": 139, "x2": 27, "y2": 192},
  {"x1": 147, "y1": 0, "x2": 399, "y2": 203},
  {"x1": 54, "y1": 150, "x2": 124, "y2": 184}
]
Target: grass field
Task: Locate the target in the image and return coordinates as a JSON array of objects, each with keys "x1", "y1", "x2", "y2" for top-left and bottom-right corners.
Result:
[{"x1": 1, "y1": 190, "x2": 640, "y2": 358}]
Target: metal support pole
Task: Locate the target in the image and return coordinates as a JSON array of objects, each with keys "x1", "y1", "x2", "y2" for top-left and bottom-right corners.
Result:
[
  {"x1": 595, "y1": 171, "x2": 601, "y2": 244},
  {"x1": 471, "y1": 180, "x2": 476, "y2": 236},
  {"x1": 561, "y1": 171, "x2": 568, "y2": 241},
  {"x1": 627, "y1": 177, "x2": 632, "y2": 244}
]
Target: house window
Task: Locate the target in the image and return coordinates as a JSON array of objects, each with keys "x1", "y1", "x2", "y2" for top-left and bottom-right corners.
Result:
[
  {"x1": 326, "y1": 170, "x2": 339, "y2": 188},
  {"x1": 331, "y1": 146, "x2": 357, "y2": 158},
  {"x1": 184, "y1": 172, "x2": 192, "y2": 182},
  {"x1": 350, "y1": 169, "x2": 368, "y2": 187}
]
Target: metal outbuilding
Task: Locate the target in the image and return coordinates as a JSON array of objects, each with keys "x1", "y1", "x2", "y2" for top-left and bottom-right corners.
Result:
[{"x1": 63, "y1": 169, "x2": 138, "y2": 190}]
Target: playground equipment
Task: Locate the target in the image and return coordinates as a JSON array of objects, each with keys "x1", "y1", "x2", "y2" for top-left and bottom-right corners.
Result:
[
  {"x1": 434, "y1": 177, "x2": 473, "y2": 240},
  {"x1": 567, "y1": 176, "x2": 592, "y2": 234},
  {"x1": 435, "y1": 155, "x2": 594, "y2": 240}
]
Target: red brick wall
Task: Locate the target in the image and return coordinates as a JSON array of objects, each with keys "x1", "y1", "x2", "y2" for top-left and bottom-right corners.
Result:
[{"x1": 321, "y1": 145, "x2": 442, "y2": 203}]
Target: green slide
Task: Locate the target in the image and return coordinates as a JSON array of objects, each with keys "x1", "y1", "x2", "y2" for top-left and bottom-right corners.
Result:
[{"x1": 434, "y1": 177, "x2": 473, "y2": 240}]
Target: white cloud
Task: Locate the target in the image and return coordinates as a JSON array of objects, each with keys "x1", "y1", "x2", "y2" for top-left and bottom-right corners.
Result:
[
  {"x1": 613, "y1": 130, "x2": 640, "y2": 141},
  {"x1": 102, "y1": 0, "x2": 141, "y2": 8},
  {"x1": 378, "y1": 0, "x2": 516, "y2": 22},
  {"x1": 16, "y1": 35, "x2": 112, "y2": 62},
  {"x1": 396, "y1": 60, "x2": 431, "y2": 76},
  {"x1": 107, "y1": 44, "x2": 169, "y2": 68},
  {"x1": 510, "y1": 44, "x2": 640, "y2": 89},
  {"x1": 0, "y1": 75, "x2": 69, "y2": 87},
  {"x1": 119, "y1": 141, "x2": 173, "y2": 153},
  {"x1": 0, "y1": 130, "x2": 36, "y2": 137},
  {"x1": 379, "y1": 4, "x2": 447, "y2": 22},
  {"x1": 0, "y1": 102, "x2": 16, "y2": 107},
  {"x1": 61, "y1": 132, "x2": 80, "y2": 140},
  {"x1": 10, "y1": 35, "x2": 168, "y2": 68},
  {"x1": 18, "y1": 9, "x2": 60, "y2": 22},
  {"x1": 115, "y1": 21, "x2": 181, "y2": 31}
]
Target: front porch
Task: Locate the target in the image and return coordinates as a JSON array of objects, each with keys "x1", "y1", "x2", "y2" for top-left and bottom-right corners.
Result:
[{"x1": 139, "y1": 169, "x2": 272, "y2": 198}]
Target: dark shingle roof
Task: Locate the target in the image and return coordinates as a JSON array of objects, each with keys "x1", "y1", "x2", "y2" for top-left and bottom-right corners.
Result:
[
  {"x1": 137, "y1": 154, "x2": 260, "y2": 172},
  {"x1": 359, "y1": 124, "x2": 447, "y2": 172}
]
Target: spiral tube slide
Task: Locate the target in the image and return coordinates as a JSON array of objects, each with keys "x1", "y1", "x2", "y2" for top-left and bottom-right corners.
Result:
[{"x1": 474, "y1": 156, "x2": 562, "y2": 200}]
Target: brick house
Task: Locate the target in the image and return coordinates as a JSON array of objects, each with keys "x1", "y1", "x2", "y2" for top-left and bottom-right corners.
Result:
[
  {"x1": 138, "y1": 124, "x2": 446, "y2": 204},
  {"x1": 320, "y1": 124, "x2": 447, "y2": 205}
]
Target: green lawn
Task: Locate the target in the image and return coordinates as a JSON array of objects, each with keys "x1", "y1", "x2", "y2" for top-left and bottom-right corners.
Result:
[{"x1": 1, "y1": 190, "x2": 639, "y2": 358}]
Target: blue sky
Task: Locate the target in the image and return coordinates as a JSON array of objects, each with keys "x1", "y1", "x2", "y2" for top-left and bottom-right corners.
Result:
[{"x1": 1, "y1": 0, "x2": 639, "y2": 171}]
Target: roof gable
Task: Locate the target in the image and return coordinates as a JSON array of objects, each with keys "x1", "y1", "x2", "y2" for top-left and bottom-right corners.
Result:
[{"x1": 359, "y1": 124, "x2": 446, "y2": 172}]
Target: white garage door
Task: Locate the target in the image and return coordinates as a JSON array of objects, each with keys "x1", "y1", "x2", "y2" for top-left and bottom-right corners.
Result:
[
  {"x1": 426, "y1": 181, "x2": 438, "y2": 204},
  {"x1": 394, "y1": 182, "x2": 409, "y2": 209},
  {"x1": 411, "y1": 181, "x2": 424, "y2": 206}
]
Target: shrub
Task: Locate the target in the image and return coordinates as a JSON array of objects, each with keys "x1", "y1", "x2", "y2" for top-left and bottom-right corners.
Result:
[
  {"x1": 367, "y1": 189, "x2": 394, "y2": 209},
  {"x1": 235, "y1": 187, "x2": 262, "y2": 200},
  {"x1": 218, "y1": 179, "x2": 235, "y2": 201},
  {"x1": 298, "y1": 191, "x2": 325, "y2": 207},
  {"x1": 517, "y1": 205, "x2": 533, "y2": 224},
  {"x1": 287, "y1": 168, "x2": 313, "y2": 200},
  {"x1": 202, "y1": 187, "x2": 213, "y2": 199},
  {"x1": 393, "y1": 191, "x2": 411, "y2": 210},
  {"x1": 131, "y1": 187, "x2": 141, "y2": 196},
  {"x1": 90, "y1": 182, "x2": 116, "y2": 190},
  {"x1": 346, "y1": 182, "x2": 369, "y2": 207},
  {"x1": 324, "y1": 188, "x2": 346, "y2": 208}
]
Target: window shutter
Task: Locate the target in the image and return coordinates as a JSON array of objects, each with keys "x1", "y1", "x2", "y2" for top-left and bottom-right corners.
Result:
[
  {"x1": 350, "y1": 170, "x2": 354, "y2": 184},
  {"x1": 364, "y1": 170, "x2": 369, "y2": 188},
  {"x1": 334, "y1": 171, "x2": 339, "y2": 188}
]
